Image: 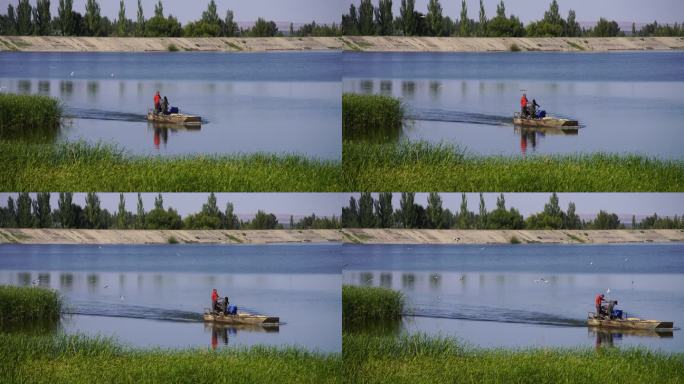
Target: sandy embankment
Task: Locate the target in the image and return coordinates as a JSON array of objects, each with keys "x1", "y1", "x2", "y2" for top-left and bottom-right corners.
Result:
[
  {"x1": 0, "y1": 36, "x2": 681, "y2": 52},
  {"x1": 0, "y1": 228, "x2": 682, "y2": 245}
]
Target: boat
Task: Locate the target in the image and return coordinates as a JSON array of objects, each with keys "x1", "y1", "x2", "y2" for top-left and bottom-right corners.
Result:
[
  {"x1": 146, "y1": 111, "x2": 201, "y2": 125},
  {"x1": 587, "y1": 313, "x2": 674, "y2": 331},
  {"x1": 203, "y1": 310, "x2": 279, "y2": 325},
  {"x1": 513, "y1": 112, "x2": 579, "y2": 128}
]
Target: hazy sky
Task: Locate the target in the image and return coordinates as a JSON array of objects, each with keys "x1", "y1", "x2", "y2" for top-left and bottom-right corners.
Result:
[
  {"x1": 347, "y1": 193, "x2": 684, "y2": 218},
  {"x1": 0, "y1": 193, "x2": 346, "y2": 218},
  {"x1": 2, "y1": 1, "x2": 681, "y2": 24}
]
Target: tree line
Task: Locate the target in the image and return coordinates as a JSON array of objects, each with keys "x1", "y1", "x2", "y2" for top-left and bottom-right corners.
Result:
[
  {"x1": 341, "y1": 0, "x2": 683, "y2": 37},
  {"x1": 0, "y1": 193, "x2": 341, "y2": 230},
  {"x1": 0, "y1": 0, "x2": 343, "y2": 37},
  {"x1": 341, "y1": 192, "x2": 684, "y2": 230}
]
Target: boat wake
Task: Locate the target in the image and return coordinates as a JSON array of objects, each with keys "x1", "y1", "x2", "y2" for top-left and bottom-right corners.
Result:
[
  {"x1": 64, "y1": 107, "x2": 146, "y2": 122},
  {"x1": 408, "y1": 304, "x2": 585, "y2": 327},
  {"x1": 406, "y1": 107, "x2": 512, "y2": 126}
]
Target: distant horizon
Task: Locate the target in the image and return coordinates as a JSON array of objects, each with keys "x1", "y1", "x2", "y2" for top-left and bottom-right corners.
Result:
[{"x1": 0, "y1": 0, "x2": 681, "y2": 25}]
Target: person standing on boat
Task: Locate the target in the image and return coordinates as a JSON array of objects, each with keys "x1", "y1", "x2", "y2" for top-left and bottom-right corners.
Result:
[
  {"x1": 161, "y1": 96, "x2": 169, "y2": 115},
  {"x1": 520, "y1": 93, "x2": 528, "y2": 117},
  {"x1": 530, "y1": 99, "x2": 540, "y2": 119},
  {"x1": 153, "y1": 91, "x2": 161, "y2": 114},
  {"x1": 595, "y1": 294, "x2": 605, "y2": 318},
  {"x1": 211, "y1": 288, "x2": 219, "y2": 312}
]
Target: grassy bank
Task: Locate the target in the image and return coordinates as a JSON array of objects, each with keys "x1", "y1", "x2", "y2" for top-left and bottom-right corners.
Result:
[
  {"x1": 342, "y1": 93, "x2": 404, "y2": 142},
  {"x1": 343, "y1": 333, "x2": 684, "y2": 383},
  {"x1": 0, "y1": 286, "x2": 62, "y2": 326},
  {"x1": 0, "y1": 93, "x2": 62, "y2": 141},
  {"x1": 342, "y1": 285, "x2": 404, "y2": 326},
  {"x1": 0, "y1": 141, "x2": 342, "y2": 191},
  {"x1": 0, "y1": 333, "x2": 341, "y2": 384},
  {"x1": 343, "y1": 141, "x2": 684, "y2": 191}
]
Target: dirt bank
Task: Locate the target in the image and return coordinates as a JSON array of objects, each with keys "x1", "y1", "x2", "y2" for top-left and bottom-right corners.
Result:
[
  {"x1": 342, "y1": 229, "x2": 684, "y2": 244},
  {"x1": 0, "y1": 228, "x2": 342, "y2": 244},
  {"x1": 1, "y1": 36, "x2": 681, "y2": 52}
]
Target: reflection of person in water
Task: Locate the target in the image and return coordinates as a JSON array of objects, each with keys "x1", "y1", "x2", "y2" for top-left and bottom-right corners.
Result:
[
  {"x1": 153, "y1": 127, "x2": 168, "y2": 150},
  {"x1": 594, "y1": 330, "x2": 614, "y2": 350},
  {"x1": 519, "y1": 128, "x2": 538, "y2": 156}
]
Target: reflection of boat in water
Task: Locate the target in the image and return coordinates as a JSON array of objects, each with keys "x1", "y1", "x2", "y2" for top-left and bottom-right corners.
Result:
[
  {"x1": 587, "y1": 313, "x2": 674, "y2": 331},
  {"x1": 590, "y1": 327, "x2": 673, "y2": 348},
  {"x1": 146, "y1": 111, "x2": 201, "y2": 125},
  {"x1": 205, "y1": 322, "x2": 280, "y2": 350},
  {"x1": 513, "y1": 112, "x2": 579, "y2": 127},
  {"x1": 148, "y1": 122, "x2": 201, "y2": 150},
  {"x1": 516, "y1": 126, "x2": 579, "y2": 155},
  {"x1": 203, "y1": 311, "x2": 280, "y2": 325}
]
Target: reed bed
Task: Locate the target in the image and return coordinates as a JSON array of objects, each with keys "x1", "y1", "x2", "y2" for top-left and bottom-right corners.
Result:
[
  {"x1": 0, "y1": 333, "x2": 342, "y2": 384},
  {"x1": 342, "y1": 93, "x2": 405, "y2": 142},
  {"x1": 342, "y1": 285, "x2": 405, "y2": 326},
  {"x1": 343, "y1": 141, "x2": 684, "y2": 191},
  {"x1": 0, "y1": 93, "x2": 62, "y2": 141},
  {"x1": 0, "y1": 141, "x2": 342, "y2": 192},
  {"x1": 0, "y1": 286, "x2": 62, "y2": 326},
  {"x1": 343, "y1": 333, "x2": 684, "y2": 383}
]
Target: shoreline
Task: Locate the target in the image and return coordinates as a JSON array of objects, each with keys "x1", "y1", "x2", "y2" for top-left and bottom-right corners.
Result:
[
  {"x1": 0, "y1": 228, "x2": 681, "y2": 245},
  {"x1": 0, "y1": 36, "x2": 681, "y2": 52}
]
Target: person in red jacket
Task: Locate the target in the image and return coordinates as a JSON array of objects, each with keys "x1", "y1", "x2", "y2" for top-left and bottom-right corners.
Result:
[
  {"x1": 595, "y1": 293, "x2": 605, "y2": 318},
  {"x1": 211, "y1": 288, "x2": 219, "y2": 311},
  {"x1": 153, "y1": 91, "x2": 161, "y2": 114},
  {"x1": 520, "y1": 93, "x2": 528, "y2": 117}
]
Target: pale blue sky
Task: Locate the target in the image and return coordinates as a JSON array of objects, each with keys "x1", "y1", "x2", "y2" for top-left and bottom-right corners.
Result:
[{"x1": 2, "y1": 1, "x2": 681, "y2": 24}]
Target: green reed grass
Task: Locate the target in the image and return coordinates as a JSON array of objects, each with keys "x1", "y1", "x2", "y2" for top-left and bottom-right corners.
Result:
[
  {"x1": 0, "y1": 286, "x2": 62, "y2": 326},
  {"x1": 342, "y1": 285, "x2": 405, "y2": 326},
  {"x1": 0, "y1": 333, "x2": 342, "y2": 384},
  {"x1": 342, "y1": 93, "x2": 405, "y2": 142},
  {"x1": 343, "y1": 140, "x2": 684, "y2": 191},
  {"x1": 0, "y1": 141, "x2": 342, "y2": 191},
  {"x1": 0, "y1": 93, "x2": 62, "y2": 141},
  {"x1": 343, "y1": 333, "x2": 684, "y2": 384}
]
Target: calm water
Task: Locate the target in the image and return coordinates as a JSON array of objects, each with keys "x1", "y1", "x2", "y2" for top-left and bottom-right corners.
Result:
[
  {"x1": 343, "y1": 243, "x2": 684, "y2": 351},
  {"x1": 343, "y1": 52, "x2": 684, "y2": 158},
  {"x1": 0, "y1": 52, "x2": 341, "y2": 159},
  {"x1": 0, "y1": 244, "x2": 342, "y2": 352}
]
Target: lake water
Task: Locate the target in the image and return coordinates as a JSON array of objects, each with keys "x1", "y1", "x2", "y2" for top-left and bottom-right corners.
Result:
[
  {"x1": 343, "y1": 52, "x2": 684, "y2": 159},
  {"x1": 0, "y1": 52, "x2": 341, "y2": 160},
  {"x1": 342, "y1": 243, "x2": 684, "y2": 352},
  {"x1": 0, "y1": 244, "x2": 342, "y2": 352}
]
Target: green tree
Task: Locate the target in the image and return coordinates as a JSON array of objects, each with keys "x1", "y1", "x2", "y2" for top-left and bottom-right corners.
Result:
[
  {"x1": 358, "y1": 193, "x2": 375, "y2": 228},
  {"x1": 457, "y1": 193, "x2": 471, "y2": 229},
  {"x1": 135, "y1": 193, "x2": 145, "y2": 229},
  {"x1": 375, "y1": 0, "x2": 393, "y2": 35},
  {"x1": 57, "y1": 0, "x2": 73, "y2": 35},
  {"x1": 224, "y1": 202, "x2": 239, "y2": 229},
  {"x1": 525, "y1": 193, "x2": 565, "y2": 229},
  {"x1": 358, "y1": 0, "x2": 375, "y2": 35},
  {"x1": 426, "y1": 0, "x2": 443, "y2": 36},
  {"x1": 184, "y1": 193, "x2": 223, "y2": 229},
  {"x1": 84, "y1": 0, "x2": 101, "y2": 36},
  {"x1": 341, "y1": 4, "x2": 359, "y2": 35},
  {"x1": 375, "y1": 192, "x2": 393, "y2": 228},
  {"x1": 342, "y1": 197, "x2": 360, "y2": 228},
  {"x1": 117, "y1": 0, "x2": 126, "y2": 36},
  {"x1": 1, "y1": 5, "x2": 18, "y2": 35},
  {"x1": 135, "y1": 0, "x2": 144, "y2": 36},
  {"x1": 16, "y1": 0, "x2": 33, "y2": 35},
  {"x1": 399, "y1": 0, "x2": 416, "y2": 36},
  {"x1": 116, "y1": 193, "x2": 127, "y2": 229},
  {"x1": 589, "y1": 18, "x2": 621, "y2": 37},
  {"x1": 248, "y1": 18, "x2": 278, "y2": 37},
  {"x1": 146, "y1": 207, "x2": 182, "y2": 229},
  {"x1": 487, "y1": 3, "x2": 524, "y2": 37},
  {"x1": 478, "y1": 0, "x2": 487, "y2": 36},
  {"x1": 459, "y1": 0, "x2": 470, "y2": 36},
  {"x1": 223, "y1": 10, "x2": 238, "y2": 36},
  {"x1": 526, "y1": 0, "x2": 564, "y2": 37},
  {"x1": 1, "y1": 196, "x2": 18, "y2": 227},
  {"x1": 34, "y1": 192, "x2": 51, "y2": 228},
  {"x1": 84, "y1": 192, "x2": 102, "y2": 229},
  {"x1": 565, "y1": 9, "x2": 580, "y2": 37},
  {"x1": 426, "y1": 193, "x2": 444, "y2": 228},
  {"x1": 57, "y1": 192, "x2": 74, "y2": 228},
  {"x1": 397, "y1": 192, "x2": 417, "y2": 228},
  {"x1": 184, "y1": 0, "x2": 223, "y2": 37},
  {"x1": 145, "y1": 2, "x2": 182, "y2": 37},
  {"x1": 248, "y1": 210, "x2": 279, "y2": 229},
  {"x1": 17, "y1": 193, "x2": 33, "y2": 228},
  {"x1": 477, "y1": 193, "x2": 487, "y2": 229},
  {"x1": 487, "y1": 194, "x2": 524, "y2": 229},
  {"x1": 589, "y1": 210, "x2": 621, "y2": 229},
  {"x1": 34, "y1": 0, "x2": 51, "y2": 35},
  {"x1": 564, "y1": 202, "x2": 581, "y2": 229}
]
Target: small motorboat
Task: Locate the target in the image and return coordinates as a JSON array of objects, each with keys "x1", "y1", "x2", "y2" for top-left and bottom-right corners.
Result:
[
  {"x1": 146, "y1": 110, "x2": 201, "y2": 125},
  {"x1": 203, "y1": 310, "x2": 279, "y2": 325},
  {"x1": 513, "y1": 112, "x2": 579, "y2": 128},
  {"x1": 587, "y1": 313, "x2": 674, "y2": 331}
]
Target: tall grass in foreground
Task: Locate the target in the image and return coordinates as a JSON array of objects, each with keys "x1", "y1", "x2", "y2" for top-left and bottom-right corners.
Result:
[
  {"x1": 0, "y1": 333, "x2": 342, "y2": 384},
  {"x1": 0, "y1": 286, "x2": 62, "y2": 326},
  {"x1": 343, "y1": 333, "x2": 684, "y2": 384},
  {"x1": 0, "y1": 93, "x2": 62, "y2": 141},
  {"x1": 343, "y1": 140, "x2": 684, "y2": 191},
  {"x1": 0, "y1": 141, "x2": 342, "y2": 191},
  {"x1": 342, "y1": 285, "x2": 404, "y2": 326},
  {"x1": 342, "y1": 93, "x2": 405, "y2": 142}
]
